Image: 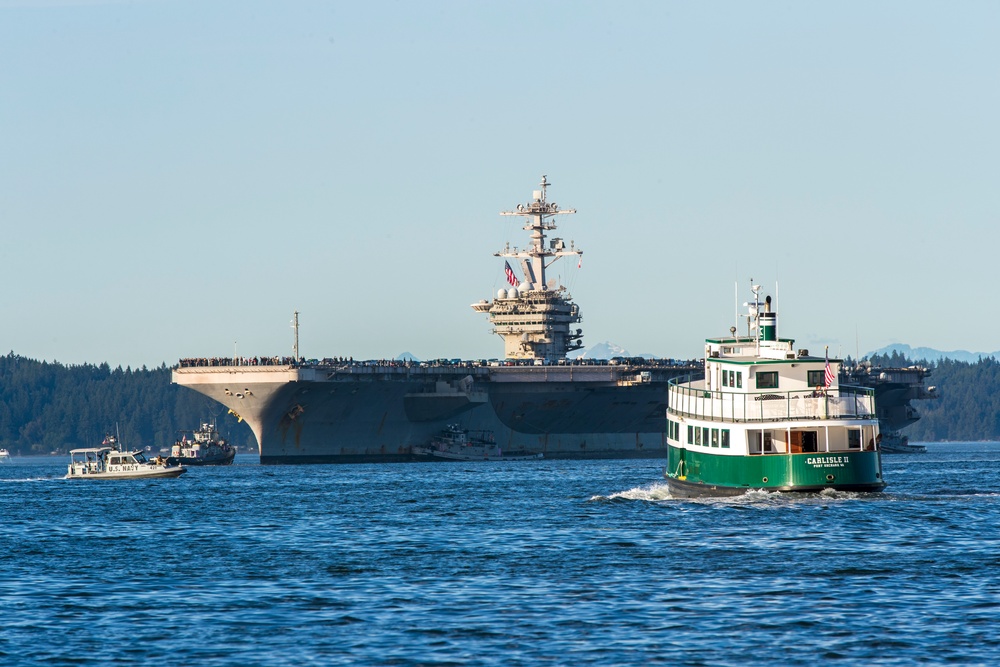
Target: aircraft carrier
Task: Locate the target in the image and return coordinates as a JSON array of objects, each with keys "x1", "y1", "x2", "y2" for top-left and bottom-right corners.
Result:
[
  {"x1": 841, "y1": 362, "x2": 937, "y2": 452},
  {"x1": 174, "y1": 177, "x2": 701, "y2": 463}
]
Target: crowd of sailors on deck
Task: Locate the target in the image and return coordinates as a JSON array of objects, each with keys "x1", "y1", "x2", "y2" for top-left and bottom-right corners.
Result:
[
  {"x1": 177, "y1": 356, "x2": 699, "y2": 369},
  {"x1": 179, "y1": 356, "x2": 301, "y2": 368}
]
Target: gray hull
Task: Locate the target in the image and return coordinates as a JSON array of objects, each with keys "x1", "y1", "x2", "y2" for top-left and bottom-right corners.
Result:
[{"x1": 173, "y1": 362, "x2": 696, "y2": 463}]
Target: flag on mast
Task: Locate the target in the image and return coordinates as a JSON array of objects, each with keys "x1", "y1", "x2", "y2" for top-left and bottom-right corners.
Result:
[
  {"x1": 504, "y1": 261, "x2": 520, "y2": 287},
  {"x1": 824, "y1": 348, "x2": 835, "y2": 387}
]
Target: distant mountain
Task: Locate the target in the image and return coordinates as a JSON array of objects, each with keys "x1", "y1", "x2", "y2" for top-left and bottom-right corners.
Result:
[
  {"x1": 396, "y1": 352, "x2": 420, "y2": 361},
  {"x1": 869, "y1": 344, "x2": 999, "y2": 364},
  {"x1": 570, "y1": 341, "x2": 630, "y2": 360}
]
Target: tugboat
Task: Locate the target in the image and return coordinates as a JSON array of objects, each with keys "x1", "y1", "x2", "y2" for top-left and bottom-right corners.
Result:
[
  {"x1": 168, "y1": 423, "x2": 236, "y2": 466},
  {"x1": 665, "y1": 284, "x2": 886, "y2": 497},
  {"x1": 66, "y1": 435, "x2": 186, "y2": 479},
  {"x1": 412, "y1": 424, "x2": 543, "y2": 461}
]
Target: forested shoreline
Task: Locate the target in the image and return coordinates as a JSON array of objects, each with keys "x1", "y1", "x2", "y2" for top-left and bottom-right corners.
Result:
[
  {"x1": 0, "y1": 353, "x2": 254, "y2": 455},
  {"x1": 1, "y1": 350, "x2": 996, "y2": 454}
]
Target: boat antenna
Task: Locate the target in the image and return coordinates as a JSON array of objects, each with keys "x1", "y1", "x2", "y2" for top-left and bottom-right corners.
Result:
[
  {"x1": 292, "y1": 310, "x2": 300, "y2": 362},
  {"x1": 734, "y1": 280, "x2": 738, "y2": 340}
]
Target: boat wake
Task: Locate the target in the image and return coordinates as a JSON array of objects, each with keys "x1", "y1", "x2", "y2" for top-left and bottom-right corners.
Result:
[
  {"x1": 590, "y1": 481, "x2": 674, "y2": 502},
  {"x1": 591, "y1": 484, "x2": 881, "y2": 506}
]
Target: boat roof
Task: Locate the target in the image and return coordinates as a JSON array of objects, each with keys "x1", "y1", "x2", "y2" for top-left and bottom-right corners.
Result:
[{"x1": 69, "y1": 447, "x2": 113, "y2": 454}]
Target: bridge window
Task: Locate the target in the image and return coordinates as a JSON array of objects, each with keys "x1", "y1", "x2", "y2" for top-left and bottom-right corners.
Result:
[
  {"x1": 756, "y1": 371, "x2": 778, "y2": 389},
  {"x1": 808, "y1": 370, "x2": 825, "y2": 387}
]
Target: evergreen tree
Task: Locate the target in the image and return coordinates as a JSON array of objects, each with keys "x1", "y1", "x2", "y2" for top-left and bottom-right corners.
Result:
[{"x1": 0, "y1": 353, "x2": 254, "y2": 454}]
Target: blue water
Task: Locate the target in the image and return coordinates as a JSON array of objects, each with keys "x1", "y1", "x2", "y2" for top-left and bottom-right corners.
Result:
[{"x1": 2, "y1": 443, "x2": 999, "y2": 666}]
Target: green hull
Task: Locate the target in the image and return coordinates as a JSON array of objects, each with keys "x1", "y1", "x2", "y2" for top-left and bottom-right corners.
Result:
[{"x1": 665, "y1": 445, "x2": 886, "y2": 497}]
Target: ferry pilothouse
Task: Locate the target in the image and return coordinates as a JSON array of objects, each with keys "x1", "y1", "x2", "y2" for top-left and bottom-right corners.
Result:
[{"x1": 664, "y1": 284, "x2": 887, "y2": 496}]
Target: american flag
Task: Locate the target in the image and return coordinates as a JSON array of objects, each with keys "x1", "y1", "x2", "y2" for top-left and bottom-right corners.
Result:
[
  {"x1": 504, "y1": 261, "x2": 520, "y2": 287},
  {"x1": 824, "y1": 353, "x2": 835, "y2": 387}
]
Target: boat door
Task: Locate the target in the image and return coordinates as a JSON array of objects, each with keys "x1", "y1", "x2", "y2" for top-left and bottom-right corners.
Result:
[{"x1": 789, "y1": 430, "x2": 818, "y2": 453}]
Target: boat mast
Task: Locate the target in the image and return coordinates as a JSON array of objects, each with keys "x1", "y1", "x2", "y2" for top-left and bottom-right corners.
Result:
[
  {"x1": 292, "y1": 311, "x2": 300, "y2": 362},
  {"x1": 497, "y1": 175, "x2": 581, "y2": 290}
]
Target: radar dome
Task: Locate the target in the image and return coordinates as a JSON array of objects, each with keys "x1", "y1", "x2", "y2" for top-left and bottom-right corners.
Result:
[
  {"x1": 497, "y1": 289, "x2": 507, "y2": 300},
  {"x1": 507, "y1": 288, "x2": 519, "y2": 299}
]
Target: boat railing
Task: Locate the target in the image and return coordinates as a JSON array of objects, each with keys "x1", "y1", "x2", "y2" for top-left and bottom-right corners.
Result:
[{"x1": 667, "y1": 377, "x2": 876, "y2": 423}]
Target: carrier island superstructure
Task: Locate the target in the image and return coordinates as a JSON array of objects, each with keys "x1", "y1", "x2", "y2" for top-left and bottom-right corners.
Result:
[{"x1": 173, "y1": 177, "x2": 700, "y2": 463}]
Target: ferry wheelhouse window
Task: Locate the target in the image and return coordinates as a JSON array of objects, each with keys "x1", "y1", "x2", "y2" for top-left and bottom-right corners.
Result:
[
  {"x1": 807, "y1": 370, "x2": 826, "y2": 387},
  {"x1": 756, "y1": 371, "x2": 778, "y2": 389}
]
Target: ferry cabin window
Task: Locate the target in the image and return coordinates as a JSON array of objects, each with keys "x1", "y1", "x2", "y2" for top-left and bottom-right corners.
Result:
[
  {"x1": 807, "y1": 370, "x2": 825, "y2": 387},
  {"x1": 688, "y1": 425, "x2": 694, "y2": 444},
  {"x1": 721, "y1": 429, "x2": 730, "y2": 449},
  {"x1": 694, "y1": 427, "x2": 701, "y2": 446},
  {"x1": 848, "y1": 429, "x2": 861, "y2": 449},
  {"x1": 702, "y1": 427, "x2": 709, "y2": 446},
  {"x1": 711, "y1": 428, "x2": 719, "y2": 447},
  {"x1": 722, "y1": 370, "x2": 743, "y2": 388},
  {"x1": 756, "y1": 371, "x2": 779, "y2": 389}
]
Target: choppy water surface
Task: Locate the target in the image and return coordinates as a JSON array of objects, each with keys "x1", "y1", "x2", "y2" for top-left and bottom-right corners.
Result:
[{"x1": 2, "y1": 443, "x2": 999, "y2": 666}]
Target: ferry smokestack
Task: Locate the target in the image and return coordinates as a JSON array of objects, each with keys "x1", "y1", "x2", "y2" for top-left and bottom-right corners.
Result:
[{"x1": 760, "y1": 295, "x2": 777, "y2": 341}]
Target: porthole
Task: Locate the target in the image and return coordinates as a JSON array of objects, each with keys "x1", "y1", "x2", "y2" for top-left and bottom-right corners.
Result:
[
  {"x1": 826, "y1": 474, "x2": 835, "y2": 482},
  {"x1": 762, "y1": 477, "x2": 768, "y2": 483}
]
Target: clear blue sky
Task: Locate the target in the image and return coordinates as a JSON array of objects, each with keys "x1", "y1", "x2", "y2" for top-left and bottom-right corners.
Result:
[{"x1": 2, "y1": 1, "x2": 998, "y2": 367}]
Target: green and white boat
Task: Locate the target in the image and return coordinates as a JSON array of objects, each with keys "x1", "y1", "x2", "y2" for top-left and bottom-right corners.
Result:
[{"x1": 665, "y1": 285, "x2": 886, "y2": 497}]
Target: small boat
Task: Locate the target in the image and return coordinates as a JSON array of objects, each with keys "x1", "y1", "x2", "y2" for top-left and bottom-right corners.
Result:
[
  {"x1": 877, "y1": 431, "x2": 927, "y2": 454},
  {"x1": 665, "y1": 284, "x2": 886, "y2": 497},
  {"x1": 413, "y1": 424, "x2": 543, "y2": 461},
  {"x1": 66, "y1": 436, "x2": 186, "y2": 480},
  {"x1": 168, "y1": 423, "x2": 236, "y2": 466},
  {"x1": 0, "y1": 448, "x2": 10, "y2": 462}
]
